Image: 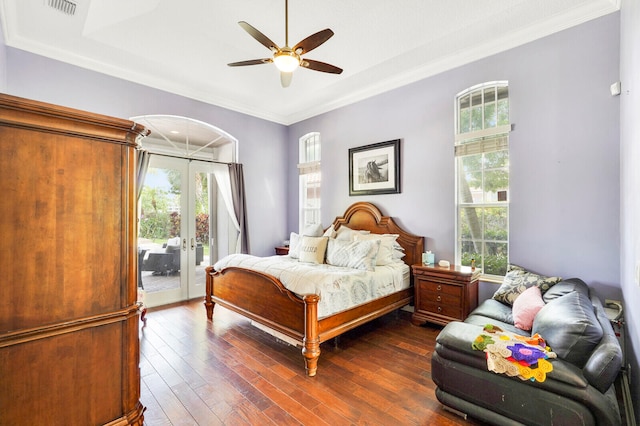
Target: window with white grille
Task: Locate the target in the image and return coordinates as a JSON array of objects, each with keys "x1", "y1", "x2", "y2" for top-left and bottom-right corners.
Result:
[
  {"x1": 455, "y1": 82, "x2": 510, "y2": 278},
  {"x1": 299, "y1": 132, "x2": 321, "y2": 230}
]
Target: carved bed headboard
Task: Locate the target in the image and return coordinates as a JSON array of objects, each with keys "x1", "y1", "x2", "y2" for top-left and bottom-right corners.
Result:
[{"x1": 331, "y1": 202, "x2": 424, "y2": 268}]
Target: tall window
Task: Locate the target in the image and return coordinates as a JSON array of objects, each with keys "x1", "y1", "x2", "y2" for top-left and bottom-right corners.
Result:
[
  {"x1": 455, "y1": 82, "x2": 510, "y2": 278},
  {"x1": 299, "y1": 132, "x2": 321, "y2": 230}
]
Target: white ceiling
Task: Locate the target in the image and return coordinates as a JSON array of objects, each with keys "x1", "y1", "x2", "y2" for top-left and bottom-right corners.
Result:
[{"x1": 0, "y1": 0, "x2": 620, "y2": 125}]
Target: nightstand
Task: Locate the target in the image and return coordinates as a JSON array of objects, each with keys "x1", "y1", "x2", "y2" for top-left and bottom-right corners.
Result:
[
  {"x1": 274, "y1": 246, "x2": 290, "y2": 255},
  {"x1": 411, "y1": 263, "x2": 480, "y2": 326}
]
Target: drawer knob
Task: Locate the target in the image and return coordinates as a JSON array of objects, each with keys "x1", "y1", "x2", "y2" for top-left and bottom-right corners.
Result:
[
  {"x1": 437, "y1": 285, "x2": 442, "y2": 291},
  {"x1": 436, "y1": 295, "x2": 442, "y2": 302},
  {"x1": 437, "y1": 306, "x2": 442, "y2": 313}
]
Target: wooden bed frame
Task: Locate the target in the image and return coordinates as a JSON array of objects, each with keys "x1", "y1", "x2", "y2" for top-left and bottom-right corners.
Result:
[{"x1": 204, "y1": 202, "x2": 424, "y2": 376}]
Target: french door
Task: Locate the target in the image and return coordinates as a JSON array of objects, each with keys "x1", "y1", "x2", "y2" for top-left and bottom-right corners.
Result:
[{"x1": 139, "y1": 156, "x2": 215, "y2": 307}]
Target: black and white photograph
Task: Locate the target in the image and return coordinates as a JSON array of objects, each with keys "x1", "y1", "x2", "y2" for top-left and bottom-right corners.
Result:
[{"x1": 349, "y1": 139, "x2": 401, "y2": 196}]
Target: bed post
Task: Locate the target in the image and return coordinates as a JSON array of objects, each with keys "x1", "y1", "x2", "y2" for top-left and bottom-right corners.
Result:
[
  {"x1": 204, "y1": 266, "x2": 215, "y2": 320},
  {"x1": 302, "y1": 294, "x2": 321, "y2": 377}
]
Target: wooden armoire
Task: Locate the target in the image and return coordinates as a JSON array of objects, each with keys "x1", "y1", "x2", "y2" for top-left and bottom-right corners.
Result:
[{"x1": 0, "y1": 94, "x2": 148, "y2": 425}]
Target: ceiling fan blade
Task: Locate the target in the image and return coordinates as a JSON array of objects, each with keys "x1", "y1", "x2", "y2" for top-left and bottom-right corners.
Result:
[
  {"x1": 238, "y1": 21, "x2": 279, "y2": 52},
  {"x1": 293, "y1": 29, "x2": 334, "y2": 55},
  {"x1": 281, "y1": 72, "x2": 293, "y2": 88},
  {"x1": 227, "y1": 58, "x2": 272, "y2": 67},
  {"x1": 301, "y1": 59, "x2": 343, "y2": 74}
]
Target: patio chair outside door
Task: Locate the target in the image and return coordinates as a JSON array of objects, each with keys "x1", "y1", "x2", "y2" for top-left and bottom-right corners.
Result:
[{"x1": 138, "y1": 156, "x2": 215, "y2": 307}]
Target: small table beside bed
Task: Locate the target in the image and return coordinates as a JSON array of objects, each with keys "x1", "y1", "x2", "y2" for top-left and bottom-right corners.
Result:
[{"x1": 204, "y1": 202, "x2": 424, "y2": 376}]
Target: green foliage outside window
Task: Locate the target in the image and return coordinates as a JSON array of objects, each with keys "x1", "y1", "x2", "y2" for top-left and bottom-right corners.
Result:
[{"x1": 139, "y1": 169, "x2": 210, "y2": 247}]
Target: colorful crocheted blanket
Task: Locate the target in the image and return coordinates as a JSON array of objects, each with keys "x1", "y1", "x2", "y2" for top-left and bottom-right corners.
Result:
[{"x1": 472, "y1": 324, "x2": 556, "y2": 382}]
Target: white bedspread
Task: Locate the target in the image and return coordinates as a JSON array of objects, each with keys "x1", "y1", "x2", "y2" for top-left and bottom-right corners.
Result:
[{"x1": 213, "y1": 254, "x2": 410, "y2": 318}]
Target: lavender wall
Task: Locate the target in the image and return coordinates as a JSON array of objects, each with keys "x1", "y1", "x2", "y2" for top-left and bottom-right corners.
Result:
[
  {"x1": 288, "y1": 13, "x2": 621, "y2": 301},
  {"x1": 620, "y1": 0, "x2": 640, "y2": 417},
  {"x1": 3, "y1": 48, "x2": 289, "y2": 257}
]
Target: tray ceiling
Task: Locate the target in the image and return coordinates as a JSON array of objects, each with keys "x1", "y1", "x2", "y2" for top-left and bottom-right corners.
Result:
[{"x1": 0, "y1": 0, "x2": 620, "y2": 125}]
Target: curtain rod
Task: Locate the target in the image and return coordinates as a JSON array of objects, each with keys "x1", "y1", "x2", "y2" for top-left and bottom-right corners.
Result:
[{"x1": 140, "y1": 150, "x2": 237, "y2": 165}]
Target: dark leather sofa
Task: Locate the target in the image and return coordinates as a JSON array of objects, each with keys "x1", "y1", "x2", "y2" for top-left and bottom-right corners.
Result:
[{"x1": 431, "y1": 278, "x2": 623, "y2": 426}]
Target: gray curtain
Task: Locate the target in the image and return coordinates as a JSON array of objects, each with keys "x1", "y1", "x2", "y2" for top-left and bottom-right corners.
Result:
[
  {"x1": 136, "y1": 149, "x2": 150, "y2": 200},
  {"x1": 228, "y1": 163, "x2": 250, "y2": 254}
]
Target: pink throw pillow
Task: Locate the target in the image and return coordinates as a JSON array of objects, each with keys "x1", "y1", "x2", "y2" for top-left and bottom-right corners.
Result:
[{"x1": 512, "y1": 286, "x2": 545, "y2": 331}]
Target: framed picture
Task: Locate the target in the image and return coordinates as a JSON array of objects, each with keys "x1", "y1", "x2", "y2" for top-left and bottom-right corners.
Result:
[{"x1": 349, "y1": 139, "x2": 401, "y2": 196}]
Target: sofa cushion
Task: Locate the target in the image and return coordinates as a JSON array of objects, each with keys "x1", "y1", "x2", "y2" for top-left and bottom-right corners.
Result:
[
  {"x1": 532, "y1": 291, "x2": 603, "y2": 367},
  {"x1": 467, "y1": 299, "x2": 514, "y2": 325},
  {"x1": 492, "y1": 264, "x2": 562, "y2": 306},
  {"x1": 542, "y1": 278, "x2": 589, "y2": 303},
  {"x1": 464, "y1": 299, "x2": 526, "y2": 335},
  {"x1": 512, "y1": 286, "x2": 545, "y2": 331}
]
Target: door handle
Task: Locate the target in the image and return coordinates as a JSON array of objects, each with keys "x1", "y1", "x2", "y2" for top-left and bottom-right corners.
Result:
[
  {"x1": 182, "y1": 238, "x2": 187, "y2": 251},
  {"x1": 191, "y1": 238, "x2": 195, "y2": 250}
]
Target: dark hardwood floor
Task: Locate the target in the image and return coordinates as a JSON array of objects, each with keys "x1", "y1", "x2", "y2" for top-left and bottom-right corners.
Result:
[{"x1": 140, "y1": 299, "x2": 486, "y2": 425}]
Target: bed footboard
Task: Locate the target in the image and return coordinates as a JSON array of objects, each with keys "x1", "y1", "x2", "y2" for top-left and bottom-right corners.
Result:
[
  {"x1": 205, "y1": 266, "x2": 323, "y2": 376},
  {"x1": 204, "y1": 201, "x2": 424, "y2": 377}
]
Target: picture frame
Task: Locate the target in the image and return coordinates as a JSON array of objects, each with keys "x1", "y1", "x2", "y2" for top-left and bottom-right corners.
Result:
[{"x1": 349, "y1": 139, "x2": 401, "y2": 196}]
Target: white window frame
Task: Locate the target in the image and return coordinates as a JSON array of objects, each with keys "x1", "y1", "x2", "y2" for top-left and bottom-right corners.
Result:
[
  {"x1": 298, "y1": 132, "x2": 321, "y2": 231},
  {"x1": 454, "y1": 81, "x2": 510, "y2": 281}
]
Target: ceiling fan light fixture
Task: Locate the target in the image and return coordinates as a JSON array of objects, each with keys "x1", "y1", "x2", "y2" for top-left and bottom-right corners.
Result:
[{"x1": 273, "y1": 50, "x2": 300, "y2": 72}]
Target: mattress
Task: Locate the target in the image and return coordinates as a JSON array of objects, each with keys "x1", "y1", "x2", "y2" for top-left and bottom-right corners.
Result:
[{"x1": 213, "y1": 254, "x2": 410, "y2": 318}]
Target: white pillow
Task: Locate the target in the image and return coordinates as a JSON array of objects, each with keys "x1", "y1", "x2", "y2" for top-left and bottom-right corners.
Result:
[
  {"x1": 302, "y1": 223, "x2": 324, "y2": 237},
  {"x1": 323, "y1": 224, "x2": 337, "y2": 238},
  {"x1": 288, "y1": 232, "x2": 300, "y2": 258},
  {"x1": 326, "y1": 238, "x2": 380, "y2": 271},
  {"x1": 392, "y1": 241, "x2": 406, "y2": 259},
  {"x1": 298, "y1": 236, "x2": 328, "y2": 264},
  {"x1": 353, "y1": 233, "x2": 399, "y2": 266},
  {"x1": 335, "y1": 225, "x2": 370, "y2": 241}
]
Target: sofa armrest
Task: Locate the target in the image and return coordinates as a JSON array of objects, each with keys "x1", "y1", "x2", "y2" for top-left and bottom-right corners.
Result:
[
  {"x1": 434, "y1": 322, "x2": 488, "y2": 371},
  {"x1": 583, "y1": 296, "x2": 623, "y2": 393}
]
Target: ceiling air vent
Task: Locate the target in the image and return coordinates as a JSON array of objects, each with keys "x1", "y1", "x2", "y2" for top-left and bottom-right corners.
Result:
[{"x1": 48, "y1": 0, "x2": 76, "y2": 16}]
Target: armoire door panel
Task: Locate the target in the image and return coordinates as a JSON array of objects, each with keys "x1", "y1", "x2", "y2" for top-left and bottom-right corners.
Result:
[{"x1": 0, "y1": 94, "x2": 147, "y2": 426}]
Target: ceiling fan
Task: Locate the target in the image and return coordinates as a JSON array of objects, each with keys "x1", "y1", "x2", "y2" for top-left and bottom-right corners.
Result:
[{"x1": 228, "y1": 0, "x2": 343, "y2": 88}]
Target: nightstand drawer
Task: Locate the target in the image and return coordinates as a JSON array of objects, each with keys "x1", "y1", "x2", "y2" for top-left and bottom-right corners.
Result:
[
  {"x1": 417, "y1": 290, "x2": 461, "y2": 309},
  {"x1": 420, "y1": 281, "x2": 462, "y2": 298},
  {"x1": 421, "y1": 301, "x2": 462, "y2": 319}
]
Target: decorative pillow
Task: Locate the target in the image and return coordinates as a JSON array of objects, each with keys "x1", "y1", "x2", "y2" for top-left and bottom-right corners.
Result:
[
  {"x1": 391, "y1": 241, "x2": 405, "y2": 260},
  {"x1": 492, "y1": 264, "x2": 562, "y2": 306},
  {"x1": 298, "y1": 236, "x2": 328, "y2": 264},
  {"x1": 512, "y1": 286, "x2": 545, "y2": 331},
  {"x1": 302, "y1": 223, "x2": 324, "y2": 237},
  {"x1": 532, "y1": 291, "x2": 603, "y2": 367},
  {"x1": 335, "y1": 225, "x2": 370, "y2": 241},
  {"x1": 323, "y1": 224, "x2": 337, "y2": 238},
  {"x1": 353, "y1": 233, "x2": 399, "y2": 266},
  {"x1": 288, "y1": 232, "x2": 300, "y2": 258},
  {"x1": 326, "y1": 238, "x2": 380, "y2": 271}
]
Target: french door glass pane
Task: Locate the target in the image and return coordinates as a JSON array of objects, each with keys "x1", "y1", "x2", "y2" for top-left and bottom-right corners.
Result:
[
  {"x1": 193, "y1": 170, "x2": 211, "y2": 295},
  {"x1": 139, "y1": 165, "x2": 183, "y2": 295}
]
